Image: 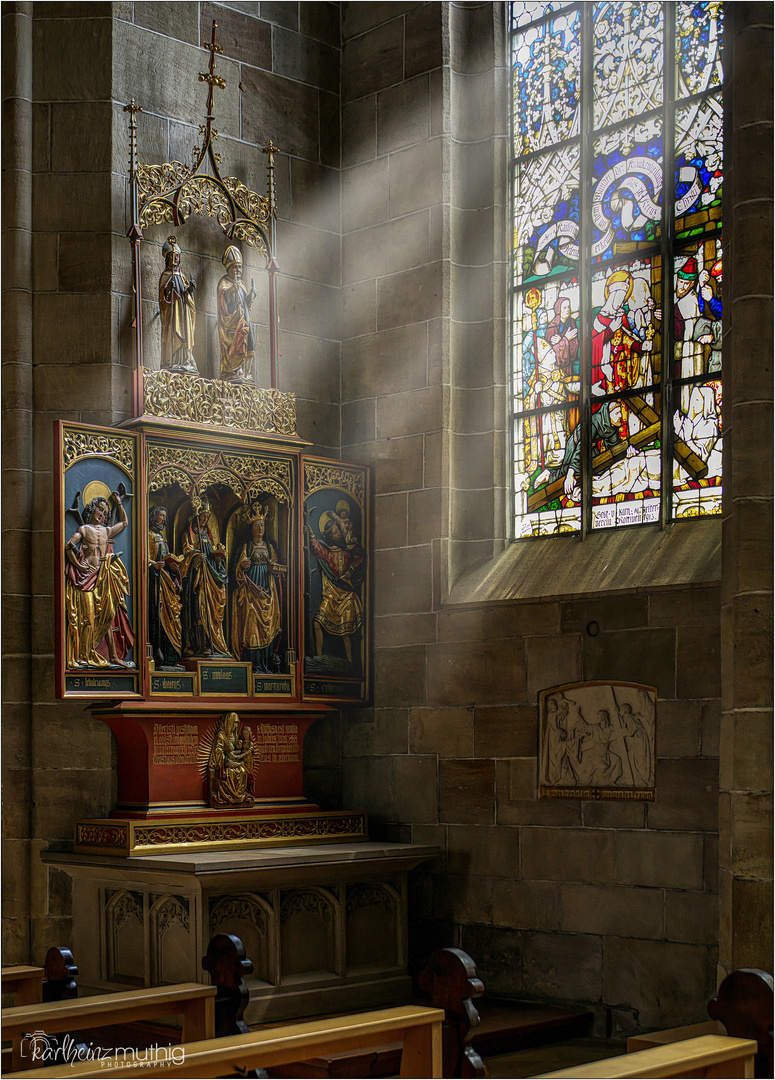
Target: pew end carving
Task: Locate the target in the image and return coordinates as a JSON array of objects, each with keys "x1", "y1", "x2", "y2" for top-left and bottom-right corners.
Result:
[
  {"x1": 419, "y1": 947, "x2": 486, "y2": 1078},
  {"x1": 42, "y1": 948, "x2": 79, "y2": 1003},
  {"x1": 707, "y1": 968, "x2": 773, "y2": 1080}
]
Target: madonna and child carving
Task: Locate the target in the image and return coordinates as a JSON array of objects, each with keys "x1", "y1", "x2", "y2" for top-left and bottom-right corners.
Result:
[
  {"x1": 65, "y1": 489, "x2": 136, "y2": 670},
  {"x1": 539, "y1": 682, "x2": 656, "y2": 800},
  {"x1": 206, "y1": 712, "x2": 255, "y2": 808}
]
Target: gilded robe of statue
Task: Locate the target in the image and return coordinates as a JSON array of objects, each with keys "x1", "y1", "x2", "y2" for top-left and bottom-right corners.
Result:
[
  {"x1": 309, "y1": 525, "x2": 365, "y2": 640},
  {"x1": 158, "y1": 236, "x2": 197, "y2": 373},
  {"x1": 217, "y1": 246, "x2": 255, "y2": 381},
  {"x1": 65, "y1": 496, "x2": 135, "y2": 669},
  {"x1": 231, "y1": 519, "x2": 283, "y2": 674},
  {"x1": 147, "y1": 508, "x2": 182, "y2": 668},
  {"x1": 180, "y1": 507, "x2": 229, "y2": 658}
]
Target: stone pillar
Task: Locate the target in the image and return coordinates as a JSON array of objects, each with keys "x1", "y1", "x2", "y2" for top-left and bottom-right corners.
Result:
[
  {"x1": 719, "y1": 1, "x2": 774, "y2": 976},
  {"x1": 447, "y1": 1, "x2": 508, "y2": 592},
  {"x1": 2, "y1": 1, "x2": 34, "y2": 963}
]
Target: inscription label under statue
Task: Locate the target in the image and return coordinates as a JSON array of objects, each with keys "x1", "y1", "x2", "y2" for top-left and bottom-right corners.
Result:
[{"x1": 199, "y1": 662, "x2": 250, "y2": 695}]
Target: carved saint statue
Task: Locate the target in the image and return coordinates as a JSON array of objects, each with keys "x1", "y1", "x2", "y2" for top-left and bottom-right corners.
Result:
[
  {"x1": 147, "y1": 505, "x2": 183, "y2": 669},
  {"x1": 158, "y1": 235, "x2": 197, "y2": 373},
  {"x1": 231, "y1": 503, "x2": 285, "y2": 673},
  {"x1": 305, "y1": 510, "x2": 366, "y2": 669},
  {"x1": 180, "y1": 496, "x2": 230, "y2": 658},
  {"x1": 208, "y1": 712, "x2": 255, "y2": 807},
  {"x1": 217, "y1": 245, "x2": 255, "y2": 382},
  {"x1": 65, "y1": 491, "x2": 136, "y2": 669}
]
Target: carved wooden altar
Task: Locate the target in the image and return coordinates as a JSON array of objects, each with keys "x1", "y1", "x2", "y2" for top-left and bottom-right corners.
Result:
[{"x1": 48, "y1": 25, "x2": 437, "y2": 1019}]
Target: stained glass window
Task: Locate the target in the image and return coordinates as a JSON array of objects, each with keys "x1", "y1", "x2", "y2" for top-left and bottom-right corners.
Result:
[{"x1": 510, "y1": 1, "x2": 723, "y2": 538}]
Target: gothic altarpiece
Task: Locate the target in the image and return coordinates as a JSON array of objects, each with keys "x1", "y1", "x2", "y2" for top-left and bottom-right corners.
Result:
[{"x1": 45, "y1": 26, "x2": 437, "y2": 1018}]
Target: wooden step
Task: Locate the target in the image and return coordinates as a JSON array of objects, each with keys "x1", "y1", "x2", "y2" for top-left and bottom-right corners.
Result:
[{"x1": 471, "y1": 999, "x2": 594, "y2": 1058}]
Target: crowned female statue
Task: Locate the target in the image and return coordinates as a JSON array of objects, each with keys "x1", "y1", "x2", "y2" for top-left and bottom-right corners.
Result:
[
  {"x1": 217, "y1": 245, "x2": 256, "y2": 382},
  {"x1": 231, "y1": 503, "x2": 285, "y2": 673}
]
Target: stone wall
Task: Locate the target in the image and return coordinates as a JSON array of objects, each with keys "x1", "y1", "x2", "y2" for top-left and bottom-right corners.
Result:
[{"x1": 328, "y1": 0, "x2": 724, "y2": 1037}]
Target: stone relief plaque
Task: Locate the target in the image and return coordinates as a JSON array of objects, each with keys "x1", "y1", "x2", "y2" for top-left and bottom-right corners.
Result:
[{"x1": 539, "y1": 681, "x2": 656, "y2": 800}]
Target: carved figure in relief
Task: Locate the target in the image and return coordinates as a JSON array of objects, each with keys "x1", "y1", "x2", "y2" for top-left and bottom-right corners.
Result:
[
  {"x1": 65, "y1": 491, "x2": 135, "y2": 669},
  {"x1": 208, "y1": 712, "x2": 254, "y2": 807},
  {"x1": 305, "y1": 512, "x2": 365, "y2": 668},
  {"x1": 158, "y1": 235, "x2": 198, "y2": 373},
  {"x1": 180, "y1": 496, "x2": 230, "y2": 658},
  {"x1": 231, "y1": 503, "x2": 285, "y2": 673},
  {"x1": 147, "y1": 505, "x2": 183, "y2": 669},
  {"x1": 217, "y1": 246, "x2": 255, "y2": 383}
]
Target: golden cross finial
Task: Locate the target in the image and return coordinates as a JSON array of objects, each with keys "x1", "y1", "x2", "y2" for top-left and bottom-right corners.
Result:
[
  {"x1": 123, "y1": 98, "x2": 143, "y2": 119},
  {"x1": 199, "y1": 21, "x2": 226, "y2": 117},
  {"x1": 263, "y1": 141, "x2": 280, "y2": 157}
]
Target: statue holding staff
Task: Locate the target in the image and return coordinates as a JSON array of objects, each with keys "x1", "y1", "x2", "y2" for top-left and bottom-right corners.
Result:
[
  {"x1": 217, "y1": 245, "x2": 256, "y2": 382},
  {"x1": 158, "y1": 235, "x2": 198, "y2": 373}
]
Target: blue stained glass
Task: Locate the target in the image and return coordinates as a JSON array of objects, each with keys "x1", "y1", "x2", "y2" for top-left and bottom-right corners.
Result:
[
  {"x1": 592, "y1": 121, "x2": 663, "y2": 261},
  {"x1": 510, "y1": 2, "x2": 723, "y2": 535},
  {"x1": 512, "y1": 11, "x2": 581, "y2": 155},
  {"x1": 676, "y1": 1, "x2": 724, "y2": 98}
]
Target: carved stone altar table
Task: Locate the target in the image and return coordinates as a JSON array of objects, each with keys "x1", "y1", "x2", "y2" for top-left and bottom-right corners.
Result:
[{"x1": 41, "y1": 842, "x2": 439, "y2": 1023}]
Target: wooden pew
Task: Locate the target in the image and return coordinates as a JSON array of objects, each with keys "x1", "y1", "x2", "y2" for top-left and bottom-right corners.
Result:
[
  {"x1": 4, "y1": 1003, "x2": 445, "y2": 1078},
  {"x1": 532, "y1": 1034, "x2": 757, "y2": 1078},
  {"x1": 2, "y1": 982, "x2": 215, "y2": 1072},
  {"x1": 2, "y1": 968, "x2": 45, "y2": 1007},
  {"x1": 627, "y1": 968, "x2": 773, "y2": 1079}
]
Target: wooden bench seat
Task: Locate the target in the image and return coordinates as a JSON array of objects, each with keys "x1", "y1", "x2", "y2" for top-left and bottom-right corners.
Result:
[
  {"x1": 532, "y1": 1034, "x2": 757, "y2": 1078},
  {"x1": 5, "y1": 1003, "x2": 444, "y2": 1079},
  {"x1": 2, "y1": 968, "x2": 45, "y2": 1007},
  {"x1": 2, "y1": 982, "x2": 215, "y2": 1071},
  {"x1": 627, "y1": 1020, "x2": 722, "y2": 1053}
]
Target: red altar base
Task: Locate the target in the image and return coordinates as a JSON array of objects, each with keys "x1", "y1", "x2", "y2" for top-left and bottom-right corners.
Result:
[{"x1": 72, "y1": 702, "x2": 367, "y2": 855}]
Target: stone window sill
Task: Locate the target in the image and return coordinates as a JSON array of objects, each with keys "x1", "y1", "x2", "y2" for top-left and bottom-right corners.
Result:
[{"x1": 447, "y1": 519, "x2": 721, "y2": 605}]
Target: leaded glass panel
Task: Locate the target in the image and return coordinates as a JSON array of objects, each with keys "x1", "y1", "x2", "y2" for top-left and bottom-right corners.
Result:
[
  {"x1": 510, "y1": 2, "x2": 723, "y2": 539},
  {"x1": 676, "y1": 1, "x2": 724, "y2": 99},
  {"x1": 672, "y1": 379, "x2": 723, "y2": 518},
  {"x1": 510, "y1": 2, "x2": 573, "y2": 31},
  {"x1": 592, "y1": 119, "x2": 663, "y2": 260},
  {"x1": 513, "y1": 145, "x2": 581, "y2": 286},
  {"x1": 593, "y1": 2, "x2": 664, "y2": 130},
  {"x1": 512, "y1": 9, "x2": 581, "y2": 155},
  {"x1": 675, "y1": 93, "x2": 723, "y2": 235}
]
